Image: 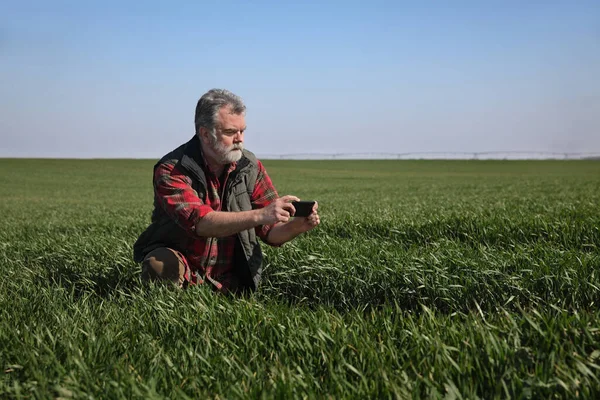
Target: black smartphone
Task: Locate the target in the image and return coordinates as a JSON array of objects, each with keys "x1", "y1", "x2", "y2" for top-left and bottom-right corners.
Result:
[{"x1": 291, "y1": 201, "x2": 316, "y2": 217}]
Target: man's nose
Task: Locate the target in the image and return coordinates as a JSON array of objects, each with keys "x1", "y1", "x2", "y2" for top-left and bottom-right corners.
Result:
[{"x1": 234, "y1": 131, "x2": 243, "y2": 142}]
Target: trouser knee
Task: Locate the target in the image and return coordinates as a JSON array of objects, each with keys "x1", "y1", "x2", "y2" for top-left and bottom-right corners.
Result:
[{"x1": 141, "y1": 247, "x2": 186, "y2": 287}]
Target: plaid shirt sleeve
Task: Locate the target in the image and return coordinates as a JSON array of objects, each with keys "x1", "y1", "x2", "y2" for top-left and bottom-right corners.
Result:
[
  {"x1": 154, "y1": 161, "x2": 214, "y2": 234},
  {"x1": 251, "y1": 160, "x2": 280, "y2": 244}
]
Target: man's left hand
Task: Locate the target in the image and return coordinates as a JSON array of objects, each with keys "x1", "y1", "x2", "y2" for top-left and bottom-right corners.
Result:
[{"x1": 290, "y1": 201, "x2": 320, "y2": 233}]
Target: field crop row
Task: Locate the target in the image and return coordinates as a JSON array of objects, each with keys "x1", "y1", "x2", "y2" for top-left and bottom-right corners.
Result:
[{"x1": 1, "y1": 159, "x2": 599, "y2": 398}]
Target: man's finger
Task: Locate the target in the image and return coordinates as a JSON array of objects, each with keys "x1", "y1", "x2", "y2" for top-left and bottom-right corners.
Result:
[
  {"x1": 281, "y1": 203, "x2": 296, "y2": 215},
  {"x1": 280, "y1": 195, "x2": 300, "y2": 203}
]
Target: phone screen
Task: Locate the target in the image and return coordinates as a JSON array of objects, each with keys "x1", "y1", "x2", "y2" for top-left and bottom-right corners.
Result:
[{"x1": 291, "y1": 201, "x2": 315, "y2": 217}]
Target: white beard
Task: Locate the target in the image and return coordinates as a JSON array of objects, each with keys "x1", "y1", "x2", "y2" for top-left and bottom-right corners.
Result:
[{"x1": 212, "y1": 140, "x2": 244, "y2": 164}]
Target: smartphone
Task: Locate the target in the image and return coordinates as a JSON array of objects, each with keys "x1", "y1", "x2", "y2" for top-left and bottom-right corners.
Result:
[{"x1": 291, "y1": 201, "x2": 316, "y2": 217}]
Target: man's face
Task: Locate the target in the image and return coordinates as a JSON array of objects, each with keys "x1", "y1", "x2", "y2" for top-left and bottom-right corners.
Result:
[{"x1": 204, "y1": 105, "x2": 246, "y2": 164}]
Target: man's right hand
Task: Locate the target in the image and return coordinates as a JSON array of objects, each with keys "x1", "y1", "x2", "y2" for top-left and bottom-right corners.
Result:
[{"x1": 259, "y1": 195, "x2": 300, "y2": 225}]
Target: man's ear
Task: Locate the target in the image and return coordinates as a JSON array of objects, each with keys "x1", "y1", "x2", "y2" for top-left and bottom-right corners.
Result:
[{"x1": 198, "y1": 127, "x2": 209, "y2": 143}]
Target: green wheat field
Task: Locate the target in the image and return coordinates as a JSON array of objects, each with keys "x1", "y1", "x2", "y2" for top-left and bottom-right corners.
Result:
[{"x1": 1, "y1": 158, "x2": 599, "y2": 399}]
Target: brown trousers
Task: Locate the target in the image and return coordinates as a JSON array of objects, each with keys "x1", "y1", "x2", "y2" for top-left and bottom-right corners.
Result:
[
  {"x1": 141, "y1": 247, "x2": 246, "y2": 293},
  {"x1": 141, "y1": 247, "x2": 187, "y2": 288}
]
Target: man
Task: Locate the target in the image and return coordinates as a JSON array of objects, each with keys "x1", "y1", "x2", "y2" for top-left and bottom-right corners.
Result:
[{"x1": 133, "y1": 89, "x2": 319, "y2": 294}]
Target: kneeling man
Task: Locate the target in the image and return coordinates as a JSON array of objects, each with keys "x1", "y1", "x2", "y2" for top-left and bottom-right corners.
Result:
[{"x1": 133, "y1": 89, "x2": 319, "y2": 293}]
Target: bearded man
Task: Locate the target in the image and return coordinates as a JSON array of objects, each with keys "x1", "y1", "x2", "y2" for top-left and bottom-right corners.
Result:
[{"x1": 133, "y1": 89, "x2": 320, "y2": 293}]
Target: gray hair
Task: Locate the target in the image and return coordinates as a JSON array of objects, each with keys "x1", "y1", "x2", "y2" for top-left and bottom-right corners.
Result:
[{"x1": 194, "y1": 89, "x2": 246, "y2": 139}]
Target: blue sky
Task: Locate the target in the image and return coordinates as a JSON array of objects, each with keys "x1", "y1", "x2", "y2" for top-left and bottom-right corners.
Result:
[{"x1": 1, "y1": 0, "x2": 599, "y2": 158}]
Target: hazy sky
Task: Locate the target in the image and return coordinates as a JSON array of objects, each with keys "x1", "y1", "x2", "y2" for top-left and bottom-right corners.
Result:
[{"x1": 1, "y1": 0, "x2": 599, "y2": 158}]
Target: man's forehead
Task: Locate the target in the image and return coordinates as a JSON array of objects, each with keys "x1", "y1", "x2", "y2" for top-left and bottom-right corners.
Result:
[{"x1": 217, "y1": 106, "x2": 245, "y2": 127}]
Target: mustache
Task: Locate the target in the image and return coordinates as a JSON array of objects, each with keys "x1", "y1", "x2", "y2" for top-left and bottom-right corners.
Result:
[{"x1": 231, "y1": 143, "x2": 244, "y2": 151}]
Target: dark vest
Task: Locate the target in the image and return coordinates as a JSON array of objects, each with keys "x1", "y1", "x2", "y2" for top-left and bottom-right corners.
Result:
[{"x1": 133, "y1": 136, "x2": 263, "y2": 290}]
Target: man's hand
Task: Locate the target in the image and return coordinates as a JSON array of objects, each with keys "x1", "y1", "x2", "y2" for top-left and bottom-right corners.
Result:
[
  {"x1": 265, "y1": 200, "x2": 320, "y2": 245},
  {"x1": 259, "y1": 195, "x2": 300, "y2": 225},
  {"x1": 288, "y1": 201, "x2": 320, "y2": 233}
]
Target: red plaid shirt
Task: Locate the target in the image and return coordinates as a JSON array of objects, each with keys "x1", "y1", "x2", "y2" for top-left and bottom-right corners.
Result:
[{"x1": 153, "y1": 155, "x2": 279, "y2": 292}]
